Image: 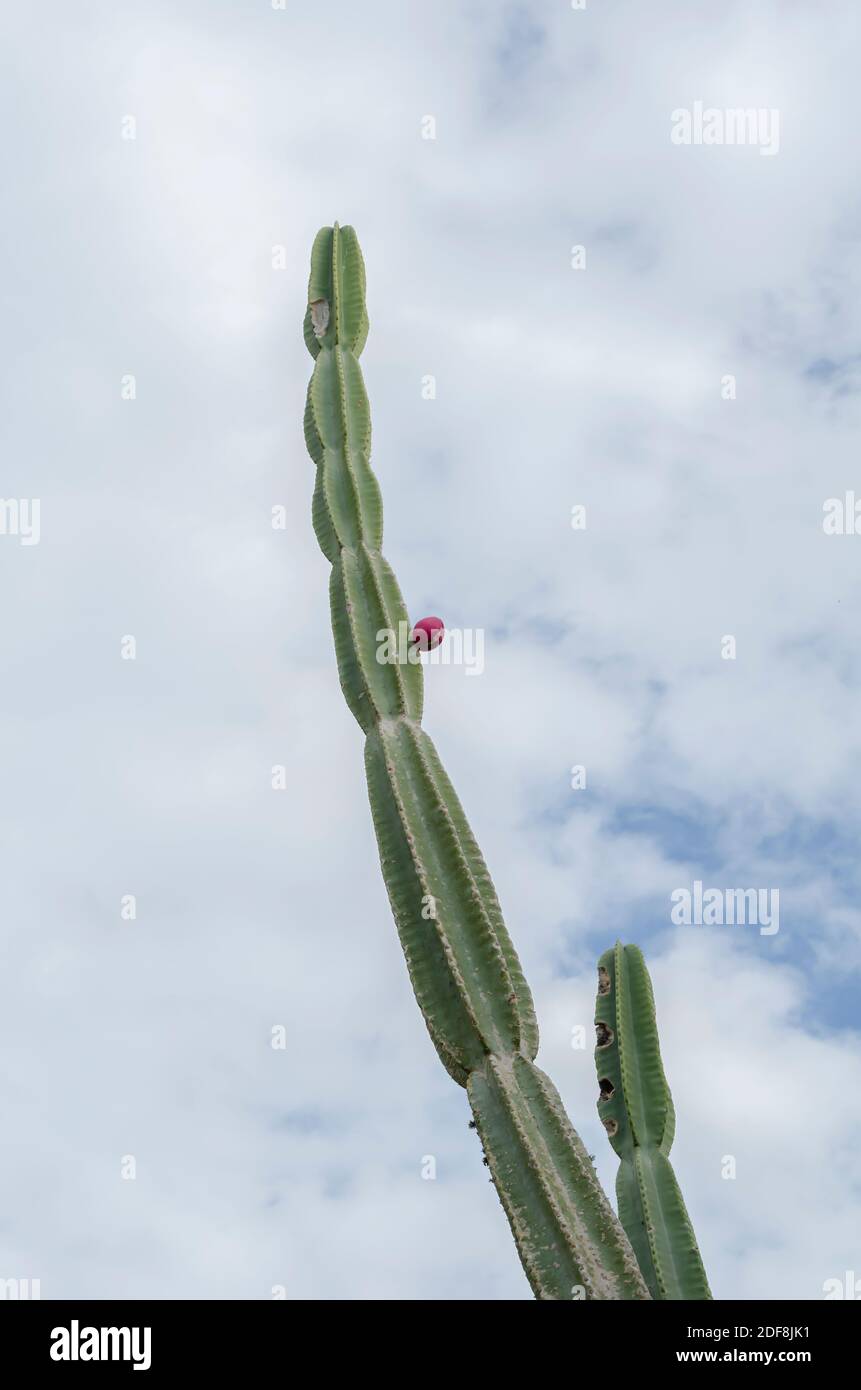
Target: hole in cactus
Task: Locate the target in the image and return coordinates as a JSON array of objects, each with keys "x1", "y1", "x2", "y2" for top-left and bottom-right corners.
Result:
[
  {"x1": 598, "y1": 1077, "x2": 615, "y2": 1100},
  {"x1": 310, "y1": 299, "x2": 330, "y2": 339},
  {"x1": 597, "y1": 966, "x2": 611, "y2": 996},
  {"x1": 595, "y1": 1022, "x2": 614, "y2": 1048},
  {"x1": 602, "y1": 1118, "x2": 618, "y2": 1137}
]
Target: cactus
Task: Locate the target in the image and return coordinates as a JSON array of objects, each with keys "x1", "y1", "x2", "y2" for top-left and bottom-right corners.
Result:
[
  {"x1": 594, "y1": 941, "x2": 712, "y2": 1300},
  {"x1": 302, "y1": 223, "x2": 650, "y2": 1300}
]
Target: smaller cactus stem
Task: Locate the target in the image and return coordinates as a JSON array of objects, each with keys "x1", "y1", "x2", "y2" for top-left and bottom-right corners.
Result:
[{"x1": 594, "y1": 941, "x2": 712, "y2": 1300}]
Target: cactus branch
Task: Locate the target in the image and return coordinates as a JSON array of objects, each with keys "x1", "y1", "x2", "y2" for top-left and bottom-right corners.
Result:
[
  {"x1": 303, "y1": 223, "x2": 650, "y2": 1300},
  {"x1": 594, "y1": 942, "x2": 712, "y2": 1300}
]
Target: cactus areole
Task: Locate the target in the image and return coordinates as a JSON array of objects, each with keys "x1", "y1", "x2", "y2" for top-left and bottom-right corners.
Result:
[{"x1": 302, "y1": 223, "x2": 650, "y2": 1300}]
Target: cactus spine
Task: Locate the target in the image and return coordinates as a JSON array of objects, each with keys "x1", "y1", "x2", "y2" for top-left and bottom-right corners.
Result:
[
  {"x1": 303, "y1": 224, "x2": 650, "y2": 1300},
  {"x1": 594, "y1": 942, "x2": 712, "y2": 1299}
]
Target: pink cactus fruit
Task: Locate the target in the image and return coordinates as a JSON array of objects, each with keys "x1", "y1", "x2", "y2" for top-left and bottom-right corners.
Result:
[{"x1": 411, "y1": 616, "x2": 445, "y2": 651}]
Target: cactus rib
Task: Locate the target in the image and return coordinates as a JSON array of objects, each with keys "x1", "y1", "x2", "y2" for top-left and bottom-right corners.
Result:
[
  {"x1": 594, "y1": 941, "x2": 712, "y2": 1300},
  {"x1": 303, "y1": 223, "x2": 650, "y2": 1299}
]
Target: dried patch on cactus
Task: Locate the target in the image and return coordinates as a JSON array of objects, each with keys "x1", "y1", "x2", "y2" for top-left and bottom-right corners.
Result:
[
  {"x1": 597, "y1": 966, "x2": 611, "y2": 996},
  {"x1": 602, "y1": 1117, "x2": 619, "y2": 1137},
  {"x1": 598, "y1": 1077, "x2": 615, "y2": 1100},
  {"x1": 310, "y1": 298, "x2": 330, "y2": 339},
  {"x1": 595, "y1": 1021, "x2": 614, "y2": 1048}
]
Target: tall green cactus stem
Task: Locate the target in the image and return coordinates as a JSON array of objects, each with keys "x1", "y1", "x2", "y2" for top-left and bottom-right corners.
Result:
[
  {"x1": 594, "y1": 942, "x2": 712, "y2": 1300},
  {"x1": 303, "y1": 224, "x2": 649, "y2": 1300}
]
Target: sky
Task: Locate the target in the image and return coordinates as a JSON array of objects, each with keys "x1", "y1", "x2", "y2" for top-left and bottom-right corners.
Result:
[{"x1": 1, "y1": 0, "x2": 860, "y2": 1301}]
